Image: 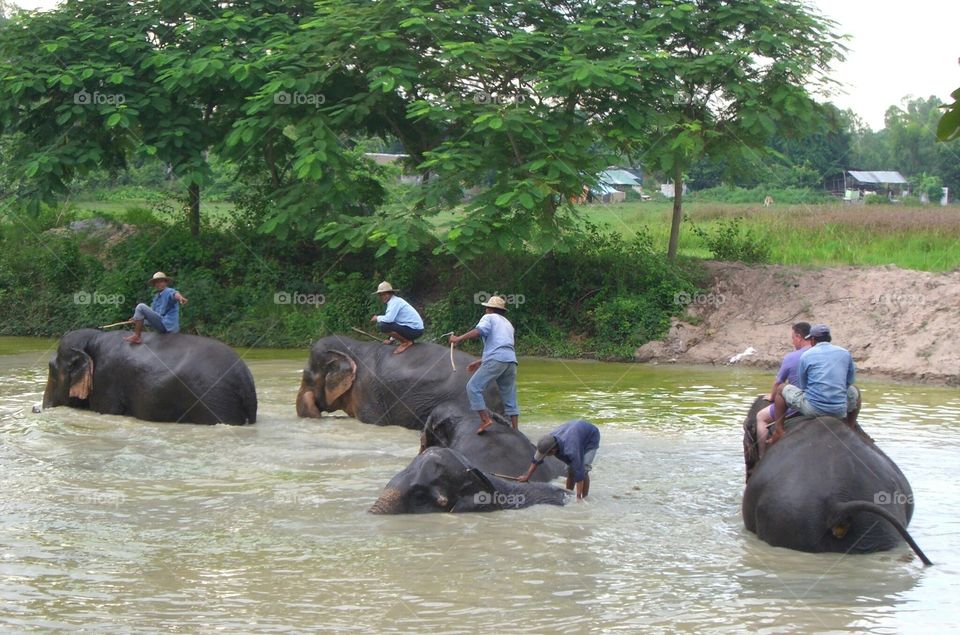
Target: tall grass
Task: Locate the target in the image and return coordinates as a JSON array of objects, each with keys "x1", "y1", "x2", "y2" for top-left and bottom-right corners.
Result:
[{"x1": 580, "y1": 201, "x2": 960, "y2": 272}]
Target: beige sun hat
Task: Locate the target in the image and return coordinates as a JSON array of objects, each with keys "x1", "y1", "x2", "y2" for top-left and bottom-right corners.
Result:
[
  {"x1": 373, "y1": 281, "x2": 395, "y2": 294},
  {"x1": 481, "y1": 295, "x2": 508, "y2": 311},
  {"x1": 148, "y1": 271, "x2": 172, "y2": 285}
]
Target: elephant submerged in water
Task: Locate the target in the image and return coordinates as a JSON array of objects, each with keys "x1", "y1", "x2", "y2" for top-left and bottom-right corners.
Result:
[
  {"x1": 296, "y1": 335, "x2": 503, "y2": 429},
  {"x1": 741, "y1": 397, "x2": 931, "y2": 564},
  {"x1": 43, "y1": 329, "x2": 257, "y2": 425},
  {"x1": 370, "y1": 447, "x2": 568, "y2": 514},
  {"x1": 420, "y1": 404, "x2": 566, "y2": 482}
]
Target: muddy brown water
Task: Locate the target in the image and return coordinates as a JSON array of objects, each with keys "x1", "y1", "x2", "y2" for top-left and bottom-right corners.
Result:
[{"x1": 1, "y1": 337, "x2": 958, "y2": 633}]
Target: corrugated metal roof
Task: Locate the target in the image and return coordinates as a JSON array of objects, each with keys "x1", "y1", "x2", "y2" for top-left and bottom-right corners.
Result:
[
  {"x1": 599, "y1": 169, "x2": 641, "y2": 186},
  {"x1": 591, "y1": 182, "x2": 619, "y2": 195},
  {"x1": 847, "y1": 170, "x2": 907, "y2": 184}
]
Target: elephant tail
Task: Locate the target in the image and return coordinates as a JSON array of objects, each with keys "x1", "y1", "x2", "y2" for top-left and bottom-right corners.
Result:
[{"x1": 833, "y1": 500, "x2": 933, "y2": 566}]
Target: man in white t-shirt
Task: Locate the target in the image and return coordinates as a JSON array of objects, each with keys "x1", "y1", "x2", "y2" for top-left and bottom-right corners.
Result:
[{"x1": 449, "y1": 295, "x2": 519, "y2": 434}]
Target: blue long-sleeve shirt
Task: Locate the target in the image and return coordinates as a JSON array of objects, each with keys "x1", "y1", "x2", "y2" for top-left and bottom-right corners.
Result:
[
  {"x1": 547, "y1": 419, "x2": 600, "y2": 482},
  {"x1": 151, "y1": 287, "x2": 181, "y2": 333},
  {"x1": 798, "y1": 342, "x2": 856, "y2": 417},
  {"x1": 376, "y1": 296, "x2": 424, "y2": 330}
]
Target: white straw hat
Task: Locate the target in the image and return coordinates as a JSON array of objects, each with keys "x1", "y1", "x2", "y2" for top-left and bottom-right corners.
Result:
[
  {"x1": 148, "y1": 271, "x2": 172, "y2": 285},
  {"x1": 373, "y1": 281, "x2": 395, "y2": 294},
  {"x1": 481, "y1": 295, "x2": 508, "y2": 311}
]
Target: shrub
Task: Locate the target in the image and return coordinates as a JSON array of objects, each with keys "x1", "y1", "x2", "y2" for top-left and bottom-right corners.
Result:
[{"x1": 687, "y1": 216, "x2": 770, "y2": 263}]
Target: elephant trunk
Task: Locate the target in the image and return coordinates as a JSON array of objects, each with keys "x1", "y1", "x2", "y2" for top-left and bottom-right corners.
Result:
[
  {"x1": 296, "y1": 385, "x2": 323, "y2": 419},
  {"x1": 369, "y1": 488, "x2": 403, "y2": 514}
]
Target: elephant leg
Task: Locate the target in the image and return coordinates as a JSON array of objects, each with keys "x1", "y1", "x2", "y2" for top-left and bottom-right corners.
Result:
[{"x1": 296, "y1": 387, "x2": 322, "y2": 418}]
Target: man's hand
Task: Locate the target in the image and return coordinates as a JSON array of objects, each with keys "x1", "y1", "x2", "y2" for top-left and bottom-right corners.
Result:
[
  {"x1": 174, "y1": 293, "x2": 188, "y2": 305},
  {"x1": 467, "y1": 360, "x2": 481, "y2": 373},
  {"x1": 448, "y1": 334, "x2": 460, "y2": 345},
  {"x1": 768, "y1": 424, "x2": 785, "y2": 445},
  {"x1": 370, "y1": 315, "x2": 379, "y2": 324},
  {"x1": 515, "y1": 474, "x2": 529, "y2": 483}
]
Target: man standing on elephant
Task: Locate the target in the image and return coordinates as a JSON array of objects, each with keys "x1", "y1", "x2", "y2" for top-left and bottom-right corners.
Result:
[
  {"x1": 124, "y1": 272, "x2": 187, "y2": 345},
  {"x1": 370, "y1": 281, "x2": 424, "y2": 354},
  {"x1": 755, "y1": 322, "x2": 811, "y2": 455},
  {"x1": 770, "y1": 324, "x2": 860, "y2": 443},
  {"x1": 517, "y1": 419, "x2": 600, "y2": 500},
  {"x1": 449, "y1": 295, "x2": 519, "y2": 434}
]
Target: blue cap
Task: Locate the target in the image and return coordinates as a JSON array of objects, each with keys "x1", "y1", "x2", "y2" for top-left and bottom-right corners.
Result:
[{"x1": 805, "y1": 324, "x2": 831, "y2": 340}]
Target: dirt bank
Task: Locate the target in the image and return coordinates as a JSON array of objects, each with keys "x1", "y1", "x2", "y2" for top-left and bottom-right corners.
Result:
[{"x1": 636, "y1": 262, "x2": 960, "y2": 385}]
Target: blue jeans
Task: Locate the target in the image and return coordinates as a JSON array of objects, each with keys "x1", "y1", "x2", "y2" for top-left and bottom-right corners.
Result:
[
  {"x1": 133, "y1": 303, "x2": 169, "y2": 334},
  {"x1": 466, "y1": 359, "x2": 519, "y2": 416}
]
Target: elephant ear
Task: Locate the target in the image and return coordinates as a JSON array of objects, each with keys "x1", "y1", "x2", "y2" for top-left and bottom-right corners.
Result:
[
  {"x1": 423, "y1": 408, "x2": 462, "y2": 448},
  {"x1": 67, "y1": 348, "x2": 94, "y2": 400},
  {"x1": 323, "y1": 350, "x2": 357, "y2": 406}
]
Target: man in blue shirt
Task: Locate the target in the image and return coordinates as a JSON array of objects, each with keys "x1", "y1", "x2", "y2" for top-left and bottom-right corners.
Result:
[
  {"x1": 449, "y1": 295, "x2": 518, "y2": 434},
  {"x1": 517, "y1": 419, "x2": 600, "y2": 500},
  {"x1": 370, "y1": 281, "x2": 424, "y2": 354},
  {"x1": 755, "y1": 322, "x2": 811, "y2": 455},
  {"x1": 770, "y1": 323, "x2": 861, "y2": 443},
  {"x1": 124, "y1": 272, "x2": 188, "y2": 344}
]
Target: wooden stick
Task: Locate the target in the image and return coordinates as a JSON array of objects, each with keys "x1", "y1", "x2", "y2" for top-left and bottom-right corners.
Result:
[
  {"x1": 351, "y1": 326, "x2": 383, "y2": 342},
  {"x1": 98, "y1": 320, "x2": 134, "y2": 329},
  {"x1": 494, "y1": 473, "x2": 522, "y2": 481},
  {"x1": 449, "y1": 341, "x2": 457, "y2": 371}
]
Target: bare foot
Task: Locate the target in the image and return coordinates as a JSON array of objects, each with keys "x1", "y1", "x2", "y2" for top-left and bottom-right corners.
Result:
[
  {"x1": 393, "y1": 341, "x2": 413, "y2": 354},
  {"x1": 476, "y1": 419, "x2": 493, "y2": 435},
  {"x1": 382, "y1": 338, "x2": 393, "y2": 345},
  {"x1": 124, "y1": 334, "x2": 143, "y2": 344}
]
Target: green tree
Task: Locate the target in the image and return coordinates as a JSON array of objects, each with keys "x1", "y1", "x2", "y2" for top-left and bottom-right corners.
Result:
[
  {"x1": 937, "y1": 86, "x2": 960, "y2": 142},
  {"x1": 616, "y1": 0, "x2": 844, "y2": 259},
  {"x1": 0, "y1": 0, "x2": 316, "y2": 234}
]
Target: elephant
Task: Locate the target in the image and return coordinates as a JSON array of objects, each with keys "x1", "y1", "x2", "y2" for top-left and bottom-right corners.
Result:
[
  {"x1": 741, "y1": 398, "x2": 931, "y2": 565},
  {"x1": 296, "y1": 335, "x2": 503, "y2": 429},
  {"x1": 43, "y1": 328, "x2": 257, "y2": 425},
  {"x1": 420, "y1": 403, "x2": 566, "y2": 482},
  {"x1": 370, "y1": 446, "x2": 568, "y2": 514}
]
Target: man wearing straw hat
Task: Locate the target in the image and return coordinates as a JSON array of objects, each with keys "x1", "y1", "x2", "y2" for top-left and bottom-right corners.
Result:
[
  {"x1": 124, "y1": 272, "x2": 188, "y2": 344},
  {"x1": 370, "y1": 281, "x2": 425, "y2": 354},
  {"x1": 449, "y1": 295, "x2": 519, "y2": 434}
]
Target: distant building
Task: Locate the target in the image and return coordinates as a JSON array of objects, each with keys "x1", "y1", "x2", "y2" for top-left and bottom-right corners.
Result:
[
  {"x1": 827, "y1": 170, "x2": 908, "y2": 200},
  {"x1": 363, "y1": 152, "x2": 421, "y2": 185}
]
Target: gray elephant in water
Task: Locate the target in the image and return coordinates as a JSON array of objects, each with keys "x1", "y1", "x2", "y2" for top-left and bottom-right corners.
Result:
[
  {"x1": 43, "y1": 329, "x2": 257, "y2": 425},
  {"x1": 370, "y1": 447, "x2": 568, "y2": 514},
  {"x1": 296, "y1": 335, "x2": 503, "y2": 429},
  {"x1": 420, "y1": 403, "x2": 566, "y2": 482},
  {"x1": 741, "y1": 398, "x2": 931, "y2": 565}
]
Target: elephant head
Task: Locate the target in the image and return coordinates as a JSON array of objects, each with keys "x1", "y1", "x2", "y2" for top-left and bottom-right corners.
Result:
[
  {"x1": 296, "y1": 348, "x2": 358, "y2": 418},
  {"x1": 370, "y1": 447, "x2": 567, "y2": 514},
  {"x1": 43, "y1": 330, "x2": 97, "y2": 409}
]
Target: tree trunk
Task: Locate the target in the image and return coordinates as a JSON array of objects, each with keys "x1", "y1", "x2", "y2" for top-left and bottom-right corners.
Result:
[
  {"x1": 187, "y1": 182, "x2": 200, "y2": 236},
  {"x1": 667, "y1": 162, "x2": 683, "y2": 260},
  {"x1": 667, "y1": 165, "x2": 684, "y2": 260}
]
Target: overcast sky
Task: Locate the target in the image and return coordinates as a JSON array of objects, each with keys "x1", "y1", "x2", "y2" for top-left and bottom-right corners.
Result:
[{"x1": 10, "y1": 0, "x2": 960, "y2": 131}]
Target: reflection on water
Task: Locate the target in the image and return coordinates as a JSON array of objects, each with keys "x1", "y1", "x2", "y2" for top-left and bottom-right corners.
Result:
[{"x1": 1, "y1": 342, "x2": 958, "y2": 633}]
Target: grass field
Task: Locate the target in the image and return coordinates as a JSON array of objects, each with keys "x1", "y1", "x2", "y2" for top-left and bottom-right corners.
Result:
[
  {"x1": 60, "y1": 196, "x2": 960, "y2": 272},
  {"x1": 580, "y1": 201, "x2": 960, "y2": 272}
]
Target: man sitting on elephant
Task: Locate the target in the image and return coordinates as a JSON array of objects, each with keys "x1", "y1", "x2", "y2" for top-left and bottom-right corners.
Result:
[
  {"x1": 754, "y1": 322, "x2": 811, "y2": 455},
  {"x1": 124, "y1": 271, "x2": 188, "y2": 345},
  {"x1": 770, "y1": 323, "x2": 861, "y2": 444},
  {"x1": 370, "y1": 281, "x2": 424, "y2": 354},
  {"x1": 517, "y1": 419, "x2": 600, "y2": 500},
  {"x1": 449, "y1": 295, "x2": 519, "y2": 434}
]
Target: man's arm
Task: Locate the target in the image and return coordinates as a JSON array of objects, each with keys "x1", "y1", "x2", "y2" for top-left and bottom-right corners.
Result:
[
  {"x1": 798, "y1": 356, "x2": 808, "y2": 391},
  {"x1": 377, "y1": 298, "x2": 400, "y2": 323},
  {"x1": 847, "y1": 354, "x2": 856, "y2": 386},
  {"x1": 449, "y1": 328, "x2": 482, "y2": 345},
  {"x1": 173, "y1": 291, "x2": 187, "y2": 305},
  {"x1": 516, "y1": 461, "x2": 538, "y2": 482}
]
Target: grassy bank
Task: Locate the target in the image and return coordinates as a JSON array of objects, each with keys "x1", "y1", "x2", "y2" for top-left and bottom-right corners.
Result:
[
  {"x1": 581, "y1": 201, "x2": 960, "y2": 271},
  {"x1": 0, "y1": 213, "x2": 700, "y2": 359}
]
